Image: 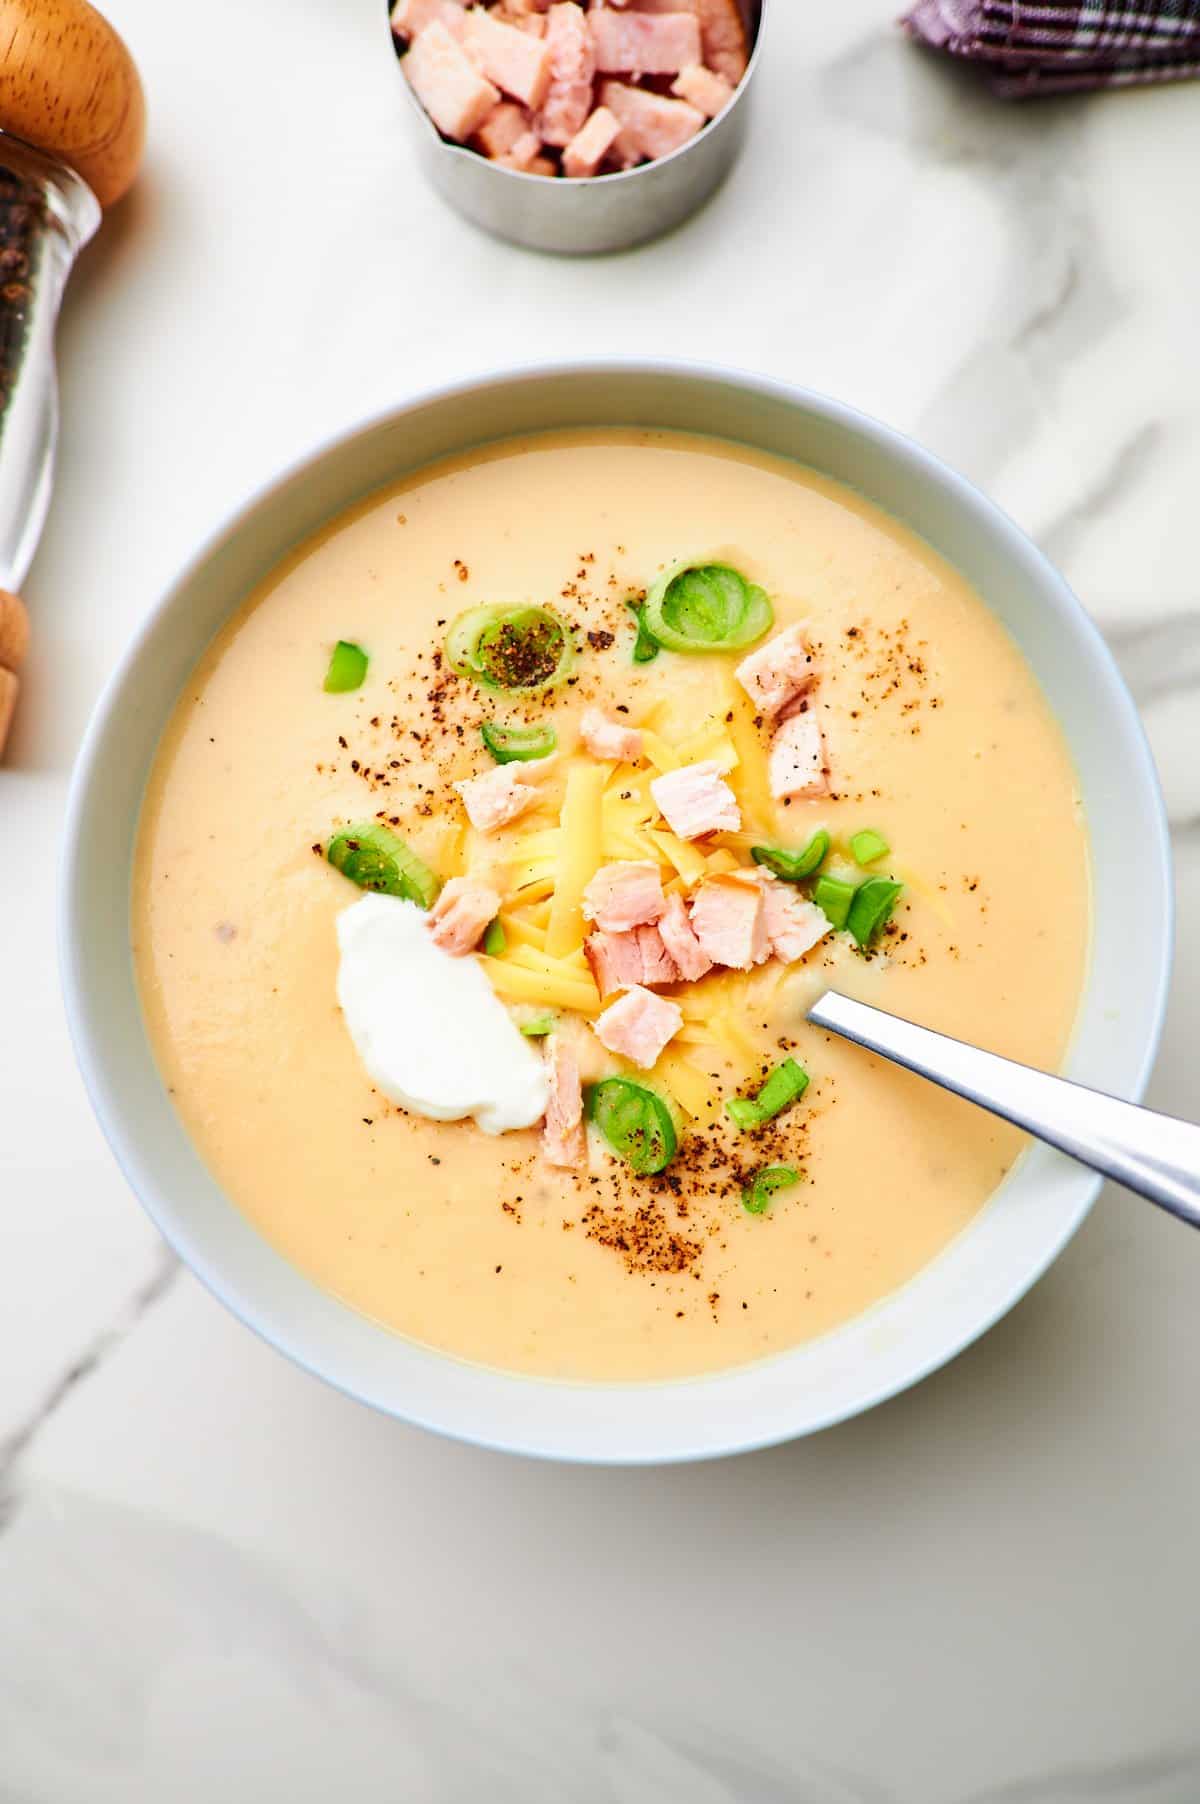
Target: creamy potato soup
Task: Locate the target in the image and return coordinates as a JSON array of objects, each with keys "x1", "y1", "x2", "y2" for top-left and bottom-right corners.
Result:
[{"x1": 133, "y1": 431, "x2": 1090, "y2": 1382}]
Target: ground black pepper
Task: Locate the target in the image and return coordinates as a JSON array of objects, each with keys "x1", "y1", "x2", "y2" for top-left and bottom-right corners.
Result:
[{"x1": 0, "y1": 167, "x2": 48, "y2": 428}]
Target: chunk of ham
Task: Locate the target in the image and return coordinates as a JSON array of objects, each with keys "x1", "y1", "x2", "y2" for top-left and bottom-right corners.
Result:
[
  {"x1": 623, "y1": 0, "x2": 748, "y2": 82},
  {"x1": 427, "y1": 876, "x2": 502, "y2": 955},
  {"x1": 473, "y1": 98, "x2": 531, "y2": 156},
  {"x1": 579, "y1": 704, "x2": 643, "y2": 762},
  {"x1": 404, "y1": 20, "x2": 501, "y2": 141},
  {"x1": 586, "y1": 927, "x2": 643, "y2": 996},
  {"x1": 542, "y1": 1033, "x2": 587, "y2": 1167},
  {"x1": 657, "y1": 889, "x2": 712, "y2": 981},
  {"x1": 391, "y1": 0, "x2": 464, "y2": 39},
  {"x1": 492, "y1": 4, "x2": 547, "y2": 30},
  {"x1": 650, "y1": 759, "x2": 740, "y2": 840},
  {"x1": 454, "y1": 761, "x2": 540, "y2": 831},
  {"x1": 463, "y1": 6, "x2": 555, "y2": 107},
  {"x1": 689, "y1": 872, "x2": 769, "y2": 971},
  {"x1": 694, "y1": 0, "x2": 749, "y2": 78},
  {"x1": 757, "y1": 875, "x2": 833, "y2": 964},
  {"x1": 593, "y1": 984, "x2": 682, "y2": 1068},
  {"x1": 589, "y1": 7, "x2": 701, "y2": 74},
  {"x1": 633, "y1": 921, "x2": 679, "y2": 985},
  {"x1": 599, "y1": 80, "x2": 704, "y2": 164},
  {"x1": 562, "y1": 105, "x2": 622, "y2": 177},
  {"x1": 670, "y1": 61, "x2": 733, "y2": 116},
  {"x1": 494, "y1": 129, "x2": 547, "y2": 169},
  {"x1": 585, "y1": 923, "x2": 678, "y2": 995},
  {"x1": 735, "y1": 624, "x2": 817, "y2": 721},
  {"x1": 582, "y1": 860, "x2": 664, "y2": 933},
  {"x1": 768, "y1": 709, "x2": 829, "y2": 801},
  {"x1": 500, "y1": 149, "x2": 558, "y2": 173},
  {"x1": 535, "y1": 2, "x2": 596, "y2": 146}
]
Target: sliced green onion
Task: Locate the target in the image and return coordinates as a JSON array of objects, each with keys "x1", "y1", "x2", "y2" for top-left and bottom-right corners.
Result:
[
  {"x1": 726, "y1": 1058, "x2": 810, "y2": 1132},
  {"x1": 480, "y1": 719, "x2": 557, "y2": 764},
  {"x1": 850, "y1": 829, "x2": 890, "y2": 867},
  {"x1": 327, "y1": 820, "x2": 441, "y2": 909},
  {"x1": 847, "y1": 877, "x2": 903, "y2": 948},
  {"x1": 586, "y1": 1077, "x2": 678, "y2": 1176},
  {"x1": 323, "y1": 639, "x2": 368, "y2": 693},
  {"x1": 742, "y1": 1163, "x2": 802, "y2": 1216},
  {"x1": 751, "y1": 829, "x2": 830, "y2": 883},
  {"x1": 482, "y1": 916, "x2": 507, "y2": 956},
  {"x1": 626, "y1": 599, "x2": 660, "y2": 665},
  {"x1": 445, "y1": 604, "x2": 574, "y2": 693},
  {"x1": 812, "y1": 874, "x2": 856, "y2": 931},
  {"x1": 642, "y1": 562, "x2": 774, "y2": 655},
  {"x1": 519, "y1": 1013, "x2": 557, "y2": 1038}
]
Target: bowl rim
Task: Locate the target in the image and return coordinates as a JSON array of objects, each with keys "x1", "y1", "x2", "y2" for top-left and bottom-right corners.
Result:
[{"x1": 59, "y1": 358, "x2": 1175, "y2": 1464}]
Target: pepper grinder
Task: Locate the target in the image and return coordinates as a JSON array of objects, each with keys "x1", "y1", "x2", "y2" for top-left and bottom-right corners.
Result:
[{"x1": 0, "y1": 0, "x2": 144, "y2": 757}]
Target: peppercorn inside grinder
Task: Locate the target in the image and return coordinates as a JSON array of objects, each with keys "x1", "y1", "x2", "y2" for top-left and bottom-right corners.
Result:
[{"x1": 0, "y1": 0, "x2": 145, "y2": 758}]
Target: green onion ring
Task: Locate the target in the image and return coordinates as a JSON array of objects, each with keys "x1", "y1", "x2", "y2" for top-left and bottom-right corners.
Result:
[{"x1": 642, "y1": 562, "x2": 774, "y2": 655}]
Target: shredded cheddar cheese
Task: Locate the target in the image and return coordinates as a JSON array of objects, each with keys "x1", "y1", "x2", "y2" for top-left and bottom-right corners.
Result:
[
  {"x1": 479, "y1": 957, "x2": 601, "y2": 1015},
  {"x1": 645, "y1": 828, "x2": 707, "y2": 887},
  {"x1": 544, "y1": 759, "x2": 607, "y2": 958}
]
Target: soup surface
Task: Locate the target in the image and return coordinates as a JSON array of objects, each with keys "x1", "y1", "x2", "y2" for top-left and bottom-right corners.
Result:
[{"x1": 133, "y1": 431, "x2": 1089, "y2": 1382}]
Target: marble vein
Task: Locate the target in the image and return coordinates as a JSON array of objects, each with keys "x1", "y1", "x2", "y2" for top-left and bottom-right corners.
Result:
[
  {"x1": 0, "y1": 1486, "x2": 894, "y2": 1803},
  {"x1": 962, "y1": 1748, "x2": 1200, "y2": 1801},
  {"x1": 1039, "y1": 424, "x2": 1166, "y2": 572},
  {"x1": 1106, "y1": 613, "x2": 1200, "y2": 711},
  {"x1": 0, "y1": 1246, "x2": 178, "y2": 1528}
]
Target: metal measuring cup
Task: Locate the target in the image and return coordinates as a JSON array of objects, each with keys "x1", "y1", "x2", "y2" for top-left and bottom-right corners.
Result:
[{"x1": 390, "y1": 0, "x2": 765, "y2": 255}]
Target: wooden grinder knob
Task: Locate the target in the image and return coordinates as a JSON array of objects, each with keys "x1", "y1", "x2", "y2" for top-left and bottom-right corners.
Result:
[
  {"x1": 0, "y1": 0, "x2": 143, "y2": 755},
  {"x1": 0, "y1": 0, "x2": 145, "y2": 207},
  {"x1": 0, "y1": 591, "x2": 28, "y2": 750}
]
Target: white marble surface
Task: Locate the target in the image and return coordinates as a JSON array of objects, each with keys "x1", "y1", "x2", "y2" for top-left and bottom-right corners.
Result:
[{"x1": 2, "y1": 2, "x2": 1199, "y2": 1798}]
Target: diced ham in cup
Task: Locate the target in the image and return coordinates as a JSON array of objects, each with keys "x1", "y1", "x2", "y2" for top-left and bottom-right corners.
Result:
[
  {"x1": 494, "y1": 129, "x2": 546, "y2": 169},
  {"x1": 671, "y1": 62, "x2": 733, "y2": 117},
  {"x1": 626, "y1": 0, "x2": 749, "y2": 83},
  {"x1": 395, "y1": 0, "x2": 746, "y2": 177},
  {"x1": 391, "y1": 0, "x2": 466, "y2": 40},
  {"x1": 474, "y1": 99, "x2": 531, "y2": 157},
  {"x1": 536, "y1": 2, "x2": 596, "y2": 145},
  {"x1": 601, "y1": 81, "x2": 704, "y2": 164},
  {"x1": 404, "y1": 20, "x2": 500, "y2": 141},
  {"x1": 463, "y1": 7, "x2": 555, "y2": 106},
  {"x1": 562, "y1": 105, "x2": 622, "y2": 178},
  {"x1": 589, "y1": 8, "x2": 702, "y2": 75}
]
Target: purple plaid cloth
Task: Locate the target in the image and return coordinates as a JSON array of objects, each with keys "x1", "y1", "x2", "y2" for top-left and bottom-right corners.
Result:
[{"x1": 902, "y1": 0, "x2": 1200, "y2": 94}]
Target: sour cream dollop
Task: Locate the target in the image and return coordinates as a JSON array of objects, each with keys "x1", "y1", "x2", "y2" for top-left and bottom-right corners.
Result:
[{"x1": 336, "y1": 894, "x2": 549, "y2": 1135}]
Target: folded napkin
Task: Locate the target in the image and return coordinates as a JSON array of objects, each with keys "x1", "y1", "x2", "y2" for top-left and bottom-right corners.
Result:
[{"x1": 902, "y1": 0, "x2": 1200, "y2": 95}]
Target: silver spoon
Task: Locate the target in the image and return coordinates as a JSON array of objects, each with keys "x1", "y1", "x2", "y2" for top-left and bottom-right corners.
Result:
[{"x1": 807, "y1": 991, "x2": 1200, "y2": 1230}]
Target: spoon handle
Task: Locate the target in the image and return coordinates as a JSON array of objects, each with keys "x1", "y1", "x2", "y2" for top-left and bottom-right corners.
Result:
[{"x1": 807, "y1": 990, "x2": 1200, "y2": 1231}]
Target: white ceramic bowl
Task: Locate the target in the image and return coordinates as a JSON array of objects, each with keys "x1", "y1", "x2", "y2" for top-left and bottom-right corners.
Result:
[{"x1": 60, "y1": 364, "x2": 1173, "y2": 1464}]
